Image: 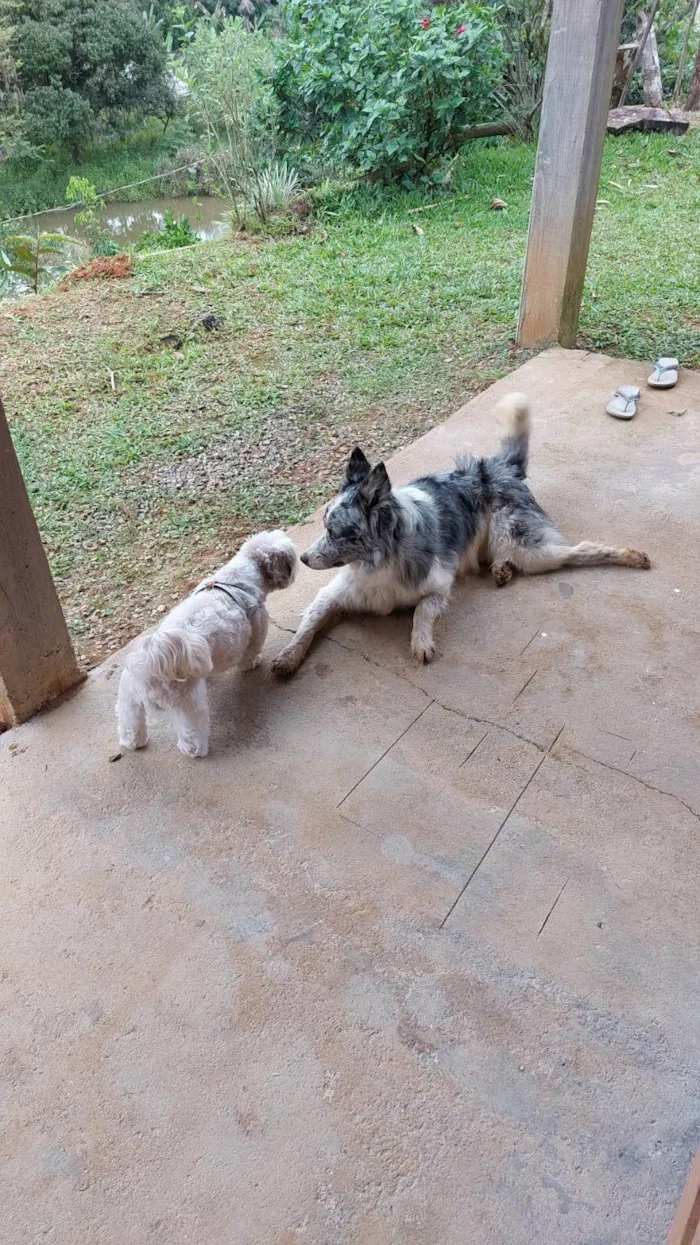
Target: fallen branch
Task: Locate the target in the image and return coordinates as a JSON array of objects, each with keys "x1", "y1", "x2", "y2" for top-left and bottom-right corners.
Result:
[{"x1": 456, "y1": 121, "x2": 515, "y2": 142}]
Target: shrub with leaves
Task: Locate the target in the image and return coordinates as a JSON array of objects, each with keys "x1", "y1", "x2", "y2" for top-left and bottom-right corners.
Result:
[
  {"x1": 272, "y1": 0, "x2": 505, "y2": 183},
  {"x1": 135, "y1": 208, "x2": 198, "y2": 251}
]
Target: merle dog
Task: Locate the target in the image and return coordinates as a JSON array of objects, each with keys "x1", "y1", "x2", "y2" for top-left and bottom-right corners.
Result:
[{"x1": 272, "y1": 394, "x2": 650, "y2": 674}]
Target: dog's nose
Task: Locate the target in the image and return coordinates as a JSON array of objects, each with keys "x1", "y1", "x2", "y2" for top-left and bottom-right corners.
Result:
[{"x1": 300, "y1": 552, "x2": 310, "y2": 566}]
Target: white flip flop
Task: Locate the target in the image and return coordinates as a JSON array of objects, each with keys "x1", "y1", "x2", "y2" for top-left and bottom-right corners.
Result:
[
  {"x1": 648, "y1": 357, "x2": 679, "y2": 388},
  {"x1": 606, "y1": 384, "x2": 640, "y2": 420}
]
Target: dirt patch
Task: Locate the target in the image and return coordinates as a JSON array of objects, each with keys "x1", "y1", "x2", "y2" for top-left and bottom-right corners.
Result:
[
  {"x1": 62, "y1": 254, "x2": 134, "y2": 284},
  {"x1": 148, "y1": 400, "x2": 436, "y2": 498}
]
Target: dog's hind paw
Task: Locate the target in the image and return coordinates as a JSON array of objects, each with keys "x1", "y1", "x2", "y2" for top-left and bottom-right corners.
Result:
[
  {"x1": 272, "y1": 645, "x2": 304, "y2": 677},
  {"x1": 491, "y1": 561, "x2": 515, "y2": 587},
  {"x1": 624, "y1": 549, "x2": 651, "y2": 570}
]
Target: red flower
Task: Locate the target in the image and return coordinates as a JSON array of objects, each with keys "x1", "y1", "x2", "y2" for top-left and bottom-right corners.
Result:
[
  {"x1": 421, "y1": 16, "x2": 430, "y2": 29},
  {"x1": 456, "y1": 24, "x2": 467, "y2": 35}
]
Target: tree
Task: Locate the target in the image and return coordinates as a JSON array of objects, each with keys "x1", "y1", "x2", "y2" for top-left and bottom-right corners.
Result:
[
  {"x1": 636, "y1": 8, "x2": 663, "y2": 107},
  {"x1": 0, "y1": 0, "x2": 23, "y2": 147},
  {"x1": 9, "y1": 0, "x2": 176, "y2": 155},
  {"x1": 688, "y1": 40, "x2": 700, "y2": 109}
]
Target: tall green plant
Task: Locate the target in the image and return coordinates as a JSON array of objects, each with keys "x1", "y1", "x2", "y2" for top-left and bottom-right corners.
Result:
[
  {"x1": 492, "y1": 0, "x2": 551, "y2": 139},
  {"x1": 135, "y1": 208, "x2": 198, "y2": 249},
  {"x1": 272, "y1": 0, "x2": 505, "y2": 183},
  {"x1": 182, "y1": 19, "x2": 278, "y2": 224},
  {"x1": 0, "y1": 231, "x2": 77, "y2": 293},
  {"x1": 65, "y1": 176, "x2": 120, "y2": 257}
]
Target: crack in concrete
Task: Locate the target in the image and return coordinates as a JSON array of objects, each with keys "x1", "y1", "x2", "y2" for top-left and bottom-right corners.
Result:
[
  {"x1": 439, "y1": 725, "x2": 565, "y2": 930},
  {"x1": 270, "y1": 618, "x2": 562, "y2": 753},
  {"x1": 336, "y1": 699, "x2": 435, "y2": 810},
  {"x1": 510, "y1": 667, "x2": 539, "y2": 705},
  {"x1": 558, "y1": 746, "x2": 700, "y2": 823},
  {"x1": 538, "y1": 877, "x2": 569, "y2": 938},
  {"x1": 457, "y1": 730, "x2": 490, "y2": 769},
  {"x1": 270, "y1": 621, "x2": 699, "y2": 821},
  {"x1": 519, "y1": 628, "x2": 541, "y2": 657}
]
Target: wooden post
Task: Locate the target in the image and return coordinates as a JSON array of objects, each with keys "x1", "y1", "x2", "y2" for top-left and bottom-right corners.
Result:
[
  {"x1": 0, "y1": 395, "x2": 83, "y2": 727},
  {"x1": 517, "y1": 0, "x2": 625, "y2": 349},
  {"x1": 666, "y1": 1148, "x2": 700, "y2": 1245}
]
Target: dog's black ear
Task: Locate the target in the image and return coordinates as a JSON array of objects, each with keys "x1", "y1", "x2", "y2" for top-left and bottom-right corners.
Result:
[
  {"x1": 346, "y1": 447, "x2": 371, "y2": 485},
  {"x1": 360, "y1": 462, "x2": 391, "y2": 506}
]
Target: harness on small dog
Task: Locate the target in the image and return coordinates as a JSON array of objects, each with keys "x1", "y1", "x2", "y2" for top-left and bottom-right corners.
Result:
[{"x1": 194, "y1": 580, "x2": 257, "y2": 610}]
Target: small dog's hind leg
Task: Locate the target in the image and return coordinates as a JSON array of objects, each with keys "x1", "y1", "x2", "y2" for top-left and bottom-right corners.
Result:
[
  {"x1": 272, "y1": 576, "x2": 351, "y2": 677},
  {"x1": 116, "y1": 667, "x2": 149, "y2": 750},
  {"x1": 241, "y1": 609, "x2": 268, "y2": 671},
  {"x1": 411, "y1": 592, "x2": 449, "y2": 664},
  {"x1": 170, "y1": 679, "x2": 211, "y2": 758}
]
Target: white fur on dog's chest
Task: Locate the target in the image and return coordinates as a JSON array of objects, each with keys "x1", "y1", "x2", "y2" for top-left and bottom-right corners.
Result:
[{"x1": 342, "y1": 560, "x2": 453, "y2": 614}]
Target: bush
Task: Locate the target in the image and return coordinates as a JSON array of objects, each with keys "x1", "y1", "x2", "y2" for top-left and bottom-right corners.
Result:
[
  {"x1": 272, "y1": 0, "x2": 505, "y2": 183},
  {"x1": 154, "y1": 144, "x2": 207, "y2": 196},
  {"x1": 135, "y1": 209, "x2": 199, "y2": 251}
]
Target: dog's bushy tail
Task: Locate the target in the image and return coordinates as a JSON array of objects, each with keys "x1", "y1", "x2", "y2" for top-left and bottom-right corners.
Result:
[
  {"x1": 496, "y1": 392, "x2": 531, "y2": 479},
  {"x1": 127, "y1": 627, "x2": 213, "y2": 704}
]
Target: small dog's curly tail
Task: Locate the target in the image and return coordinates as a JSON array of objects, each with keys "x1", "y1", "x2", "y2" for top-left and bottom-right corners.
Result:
[
  {"x1": 130, "y1": 627, "x2": 213, "y2": 694},
  {"x1": 496, "y1": 392, "x2": 531, "y2": 479}
]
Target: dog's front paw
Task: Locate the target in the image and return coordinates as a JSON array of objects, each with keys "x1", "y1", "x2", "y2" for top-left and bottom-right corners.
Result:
[
  {"x1": 411, "y1": 638, "x2": 436, "y2": 665},
  {"x1": 241, "y1": 655, "x2": 263, "y2": 672},
  {"x1": 119, "y1": 733, "x2": 148, "y2": 751},
  {"x1": 272, "y1": 645, "x2": 304, "y2": 678},
  {"x1": 624, "y1": 549, "x2": 651, "y2": 570}
]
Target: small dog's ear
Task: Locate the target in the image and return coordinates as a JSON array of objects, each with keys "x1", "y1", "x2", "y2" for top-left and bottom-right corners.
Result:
[
  {"x1": 360, "y1": 462, "x2": 391, "y2": 506},
  {"x1": 346, "y1": 447, "x2": 371, "y2": 485},
  {"x1": 260, "y1": 547, "x2": 296, "y2": 588}
]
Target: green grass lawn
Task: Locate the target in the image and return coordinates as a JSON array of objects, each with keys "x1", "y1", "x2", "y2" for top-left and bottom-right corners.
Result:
[{"x1": 1, "y1": 132, "x2": 698, "y2": 665}]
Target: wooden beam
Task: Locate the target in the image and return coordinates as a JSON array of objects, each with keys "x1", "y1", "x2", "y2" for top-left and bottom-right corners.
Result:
[
  {"x1": 666, "y1": 1148, "x2": 700, "y2": 1245},
  {"x1": 0, "y1": 395, "x2": 83, "y2": 727},
  {"x1": 517, "y1": 0, "x2": 625, "y2": 349}
]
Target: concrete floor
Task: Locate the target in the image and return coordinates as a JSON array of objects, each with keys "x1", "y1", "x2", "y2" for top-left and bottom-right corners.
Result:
[{"x1": 2, "y1": 348, "x2": 699, "y2": 1245}]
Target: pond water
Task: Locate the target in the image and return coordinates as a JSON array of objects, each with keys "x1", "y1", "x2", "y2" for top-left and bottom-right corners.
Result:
[{"x1": 28, "y1": 194, "x2": 229, "y2": 245}]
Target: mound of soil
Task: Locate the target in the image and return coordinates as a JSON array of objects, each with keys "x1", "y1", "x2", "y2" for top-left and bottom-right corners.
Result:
[{"x1": 62, "y1": 254, "x2": 134, "y2": 284}]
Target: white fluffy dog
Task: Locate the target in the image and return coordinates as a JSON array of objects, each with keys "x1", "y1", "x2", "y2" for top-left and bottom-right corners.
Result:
[{"x1": 116, "y1": 530, "x2": 297, "y2": 758}]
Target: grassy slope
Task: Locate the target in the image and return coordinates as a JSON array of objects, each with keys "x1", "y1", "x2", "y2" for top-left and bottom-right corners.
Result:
[{"x1": 1, "y1": 133, "x2": 698, "y2": 665}]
